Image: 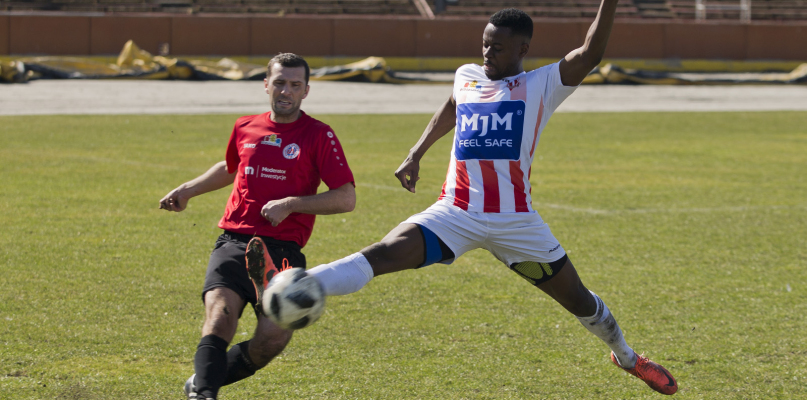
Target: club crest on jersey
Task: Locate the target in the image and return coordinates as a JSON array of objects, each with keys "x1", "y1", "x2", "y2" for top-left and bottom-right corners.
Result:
[
  {"x1": 283, "y1": 143, "x2": 301, "y2": 159},
  {"x1": 505, "y1": 78, "x2": 521, "y2": 91},
  {"x1": 261, "y1": 134, "x2": 282, "y2": 147},
  {"x1": 461, "y1": 80, "x2": 482, "y2": 92},
  {"x1": 455, "y1": 100, "x2": 525, "y2": 161}
]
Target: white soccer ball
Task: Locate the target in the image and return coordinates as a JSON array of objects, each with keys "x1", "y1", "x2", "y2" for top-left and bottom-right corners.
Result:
[{"x1": 262, "y1": 268, "x2": 325, "y2": 330}]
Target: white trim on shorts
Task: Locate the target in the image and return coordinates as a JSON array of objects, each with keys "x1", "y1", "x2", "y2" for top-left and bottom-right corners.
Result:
[{"x1": 402, "y1": 202, "x2": 566, "y2": 267}]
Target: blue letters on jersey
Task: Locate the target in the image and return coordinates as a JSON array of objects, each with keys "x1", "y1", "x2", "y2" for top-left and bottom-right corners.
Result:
[{"x1": 454, "y1": 100, "x2": 525, "y2": 160}]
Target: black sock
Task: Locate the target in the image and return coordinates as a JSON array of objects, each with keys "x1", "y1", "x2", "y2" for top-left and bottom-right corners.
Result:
[
  {"x1": 194, "y1": 334, "x2": 229, "y2": 399},
  {"x1": 222, "y1": 340, "x2": 260, "y2": 386}
]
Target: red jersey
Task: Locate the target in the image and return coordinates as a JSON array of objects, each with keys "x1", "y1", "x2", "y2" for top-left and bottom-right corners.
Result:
[{"x1": 219, "y1": 111, "x2": 354, "y2": 247}]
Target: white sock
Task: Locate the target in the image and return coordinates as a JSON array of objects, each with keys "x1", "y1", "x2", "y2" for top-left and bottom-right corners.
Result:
[
  {"x1": 307, "y1": 253, "x2": 375, "y2": 296},
  {"x1": 577, "y1": 291, "x2": 637, "y2": 369}
]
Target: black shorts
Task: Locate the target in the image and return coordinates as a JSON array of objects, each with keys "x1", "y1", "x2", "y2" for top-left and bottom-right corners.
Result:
[{"x1": 203, "y1": 231, "x2": 307, "y2": 310}]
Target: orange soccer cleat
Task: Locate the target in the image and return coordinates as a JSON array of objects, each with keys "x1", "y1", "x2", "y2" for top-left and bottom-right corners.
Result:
[
  {"x1": 611, "y1": 351, "x2": 678, "y2": 395},
  {"x1": 245, "y1": 237, "x2": 280, "y2": 316}
]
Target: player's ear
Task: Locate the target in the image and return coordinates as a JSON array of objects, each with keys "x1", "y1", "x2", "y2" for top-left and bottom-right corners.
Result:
[
  {"x1": 264, "y1": 78, "x2": 270, "y2": 94},
  {"x1": 519, "y1": 40, "x2": 530, "y2": 59},
  {"x1": 303, "y1": 84, "x2": 310, "y2": 99}
]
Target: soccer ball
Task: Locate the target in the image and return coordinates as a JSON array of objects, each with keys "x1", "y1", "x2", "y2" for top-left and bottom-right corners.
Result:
[{"x1": 262, "y1": 268, "x2": 325, "y2": 330}]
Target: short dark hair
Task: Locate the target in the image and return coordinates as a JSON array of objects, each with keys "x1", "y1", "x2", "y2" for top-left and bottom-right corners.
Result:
[
  {"x1": 489, "y1": 8, "x2": 533, "y2": 39},
  {"x1": 267, "y1": 53, "x2": 310, "y2": 83}
]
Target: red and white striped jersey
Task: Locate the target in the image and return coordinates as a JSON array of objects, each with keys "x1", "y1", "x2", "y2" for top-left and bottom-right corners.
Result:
[{"x1": 438, "y1": 62, "x2": 576, "y2": 213}]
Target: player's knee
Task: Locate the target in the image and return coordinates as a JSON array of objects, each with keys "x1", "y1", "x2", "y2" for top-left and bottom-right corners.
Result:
[{"x1": 364, "y1": 240, "x2": 419, "y2": 271}]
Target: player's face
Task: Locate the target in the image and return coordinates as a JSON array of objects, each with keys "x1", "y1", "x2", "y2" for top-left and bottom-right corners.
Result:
[
  {"x1": 265, "y1": 64, "x2": 310, "y2": 122},
  {"x1": 482, "y1": 24, "x2": 529, "y2": 81}
]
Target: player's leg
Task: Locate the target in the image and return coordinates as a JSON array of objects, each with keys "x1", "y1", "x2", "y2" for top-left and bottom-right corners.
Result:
[
  {"x1": 221, "y1": 315, "x2": 293, "y2": 386},
  {"x1": 307, "y1": 223, "x2": 425, "y2": 295},
  {"x1": 307, "y1": 203, "x2": 474, "y2": 297},
  {"x1": 223, "y1": 236, "x2": 304, "y2": 386},
  {"x1": 187, "y1": 233, "x2": 255, "y2": 399},
  {"x1": 491, "y1": 214, "x2": 677, "y2": 395},
  {"x1": 529, "y1": 256, "x2": 633, "y2": 363},
  {"x1": 510, "y1": 257, "x2": 677, "y2": 394},
  {"x1": 192, "y1": 287, "x2": 246, "y2": 399}
]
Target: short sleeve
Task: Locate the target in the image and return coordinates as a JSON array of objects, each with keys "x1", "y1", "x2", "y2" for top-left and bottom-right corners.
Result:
[
  {"x1": 542, "y1": 62, "x2": 578, "y2": 114},
  {"x1": 313, "y1": 127, "x2": 355, "y2": 189},
  {"x1": 225, "y1": 125, "x2": 240, "y2": 174}
]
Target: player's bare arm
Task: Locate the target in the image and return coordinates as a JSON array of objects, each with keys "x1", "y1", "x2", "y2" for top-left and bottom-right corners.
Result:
[
  {"x1": 159, "y1": 161, "x2": 236, "y2": 212},
  {"x1": 394, "y1": 95, "x2": 457, "y2": 193},
  {"x1": 558, "y1": 0, "x2": 619, "y2": 87},
  {"x1": 261, "y1": 182, "x2": 356, "y2": 227}
]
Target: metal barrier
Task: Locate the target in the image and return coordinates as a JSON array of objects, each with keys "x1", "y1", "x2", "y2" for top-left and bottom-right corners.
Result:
[{"x1": 696, "y1": 0, "x2": 751, "y2": 23}]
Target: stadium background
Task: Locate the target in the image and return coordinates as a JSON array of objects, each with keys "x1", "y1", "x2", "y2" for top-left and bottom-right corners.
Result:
[
  {"x1": 1, "y1": 1, "x2": 806, "y2": 399},
  {"x1": 1, "y1": 0, "x2": 806, "y2": 64}
]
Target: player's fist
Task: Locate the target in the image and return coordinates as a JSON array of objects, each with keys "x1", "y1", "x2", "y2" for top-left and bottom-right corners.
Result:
[
  {"x1": 159, "y1": 187, "x2": 190, "y2": 212},
  {"x1": 394, "y1": 156, "x2": 420, "y2": 193},
  {"x1": 261, "y1": 199, "x2": 292, "y2": 227}
]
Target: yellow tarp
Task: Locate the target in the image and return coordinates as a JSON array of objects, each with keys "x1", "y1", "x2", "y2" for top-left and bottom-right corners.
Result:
[{"x1": 2, "y1": 40, "x2": 806, "y2": 85}]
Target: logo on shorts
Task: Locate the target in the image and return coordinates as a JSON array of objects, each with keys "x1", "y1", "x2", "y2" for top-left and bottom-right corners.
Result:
[
  {"x1": 261, "y1": 134, "x2": 282, "y2": 147},
  {"x1": 548, "y1": 244, "x2": 561, "y2": 254},
  {"x1": 283, "y1": 143, "x2": 301, "y2": 159}
]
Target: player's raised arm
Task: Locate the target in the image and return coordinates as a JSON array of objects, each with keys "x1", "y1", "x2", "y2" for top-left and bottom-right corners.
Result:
[
  {"x1": 395, "y1": 94, "x2": 457, "y2": 193},
  {"x1": 159, "y1": 161, "x2": 236, "y2": 212},
  {"x1": 558, "y1": 0, "x2": 619, "y2": 87}
]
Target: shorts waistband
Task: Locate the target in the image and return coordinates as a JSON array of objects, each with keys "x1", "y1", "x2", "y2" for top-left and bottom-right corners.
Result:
[{"x1": 221, "y1": 230, "x2": 301, "y2": 251}]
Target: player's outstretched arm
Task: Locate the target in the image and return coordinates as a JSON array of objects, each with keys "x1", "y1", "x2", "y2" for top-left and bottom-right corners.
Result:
[
  {"x1": 260, "y1": 182, "x2": 356, "y2": 227},
  {"x1": 558, "y1": 0, "x2": 619, "y2": 87},
  {"x1": 395, "y1": 95, "x2": 457, "y2": 193},
  {"x1": 159, "y1": 161, "x2": 236, "y2": 212}
]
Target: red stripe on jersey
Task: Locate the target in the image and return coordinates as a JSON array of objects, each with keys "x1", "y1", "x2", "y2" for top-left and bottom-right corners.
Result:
[
  {"x1": 438, "y1": 179, "x2": 447, "y2": 201},
  {"x1": 453, "y1": 160, "x2": 470, "y2": 210},
  {"x1": 529, "y1": 98, "x2": 545, "y2": 158},
  {"x1": 480, "y1": 160, "x2": 500, "y2": 213},
  {"x1": 510, "y1": 160, "x2": 529, "y2": 212}
]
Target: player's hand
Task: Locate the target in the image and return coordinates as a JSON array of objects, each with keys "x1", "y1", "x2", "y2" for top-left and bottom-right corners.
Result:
[
  {"x1": 394, "y1": 155, "x2": 420, "y2": 193},
  {"x1": 261, "y1": 199, "x2": 293, "y2": 227},
  {"x1": 159, "y1": 187, "x2": 190, "y2": 212}
]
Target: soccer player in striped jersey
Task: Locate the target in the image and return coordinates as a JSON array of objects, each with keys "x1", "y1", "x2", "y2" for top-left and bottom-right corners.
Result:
[{"x1": 304, "y1": 5, "x2": 678, "y2": 395}]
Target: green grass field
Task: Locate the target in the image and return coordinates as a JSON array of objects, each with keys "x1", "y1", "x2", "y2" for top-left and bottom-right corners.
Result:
[{"x1": 1, "y1": 111, "x2": 805, "y2": 399}]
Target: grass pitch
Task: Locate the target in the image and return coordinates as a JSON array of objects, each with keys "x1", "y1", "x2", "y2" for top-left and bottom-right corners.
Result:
[{"x1": 0, "y1": 111, "x2": 805, "y2": 399}]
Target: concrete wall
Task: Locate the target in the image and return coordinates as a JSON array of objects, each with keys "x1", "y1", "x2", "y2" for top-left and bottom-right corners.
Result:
[{"x1": 2, "y1": 13, "x2": 806, "y2": 60}]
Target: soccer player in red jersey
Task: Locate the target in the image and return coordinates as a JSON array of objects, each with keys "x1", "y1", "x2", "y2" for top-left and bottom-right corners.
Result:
[
  {"x1": 160, "y1": 53, "x2": 356, "y2": 400},
  {"x1": 302, "y1": 5, "x2": 678, "y2": 396}
]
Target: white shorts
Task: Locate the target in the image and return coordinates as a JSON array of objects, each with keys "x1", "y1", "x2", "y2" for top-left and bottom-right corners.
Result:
[{"x1": 402, "y1": 202, "x2": 566, "y2": 267}]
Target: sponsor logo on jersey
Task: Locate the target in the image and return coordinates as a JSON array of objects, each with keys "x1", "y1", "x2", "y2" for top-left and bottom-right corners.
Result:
[
  {"x1": 454, "y1": 100, "x2": 525, "y2": 160},
  {"x1": 283, "y1": 143, "x2": 301, "y2": 159},
  {"x1": 244, "y1": 143, "x2": 257, "y2": 149},
  {"x1": 261, "y1": 167, "x2": 286, "y2": 174},
  {"x1": 460, "y1": 80, "x2": 482, "y2": 92},
  {"x1": 244, "y1": 166, "x2": 255, "y2": 175},
  {"x1": 327, "y1": 131, "x2": 334, "y2": 138},
  {"x1": 261, "y1": 134, "x2": 282, "y2": 147}
]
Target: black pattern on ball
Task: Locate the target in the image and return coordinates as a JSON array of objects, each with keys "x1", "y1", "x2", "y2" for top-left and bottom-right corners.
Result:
[
  {"x1": 288, "y1": 316, "x2": 310, "y2": 330},
  {"x1": 261, "y1": 268, "x2": 325, "y2": 330},
  {"x1": 286, "y1": 289, "x2": 317, "y2": 309},
  {"x1": 270, "y1": 292, "x2": 281, "y2": 318},
  {"x1": 290, "y1": 269, "x2": 306, "y2": 283}
]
